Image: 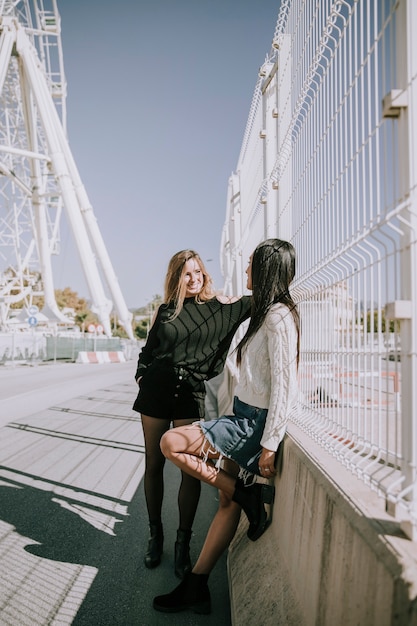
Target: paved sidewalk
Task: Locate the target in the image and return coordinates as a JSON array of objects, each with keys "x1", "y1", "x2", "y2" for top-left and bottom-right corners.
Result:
[{"x1": 0, "y1": 362, "x2": 231, "y2": 625}]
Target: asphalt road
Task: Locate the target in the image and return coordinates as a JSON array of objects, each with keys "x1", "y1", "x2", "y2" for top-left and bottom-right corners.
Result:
[
  {"x1": 0, "y1": 361, "x2": 136, "y2": 425},
  {"x1": 0, "y1": 361, "x2": 231, "y2": 625}
]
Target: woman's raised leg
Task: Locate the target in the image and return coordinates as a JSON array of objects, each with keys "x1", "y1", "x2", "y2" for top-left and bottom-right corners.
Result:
[
  {"x1": 160, "y1": 424, "x2": 275, "y2": 542},
  {"x1": 160, "y1": 424, "x2": 236, "y2": 496}
]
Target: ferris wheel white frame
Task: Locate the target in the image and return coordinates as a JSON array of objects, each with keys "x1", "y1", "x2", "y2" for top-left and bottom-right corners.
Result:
[{"x1": 0, "y1": 0, "x2": 133, "y2": 338}]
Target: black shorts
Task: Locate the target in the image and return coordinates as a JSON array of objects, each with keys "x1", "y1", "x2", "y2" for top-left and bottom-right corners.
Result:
[{"x1": 132, "y1": 367, "x2": 206, "y2": 420}]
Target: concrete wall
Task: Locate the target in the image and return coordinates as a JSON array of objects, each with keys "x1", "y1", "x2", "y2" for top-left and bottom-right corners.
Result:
[{"x1": 228, "y1": 424, "x2": 417, "y2": 626}]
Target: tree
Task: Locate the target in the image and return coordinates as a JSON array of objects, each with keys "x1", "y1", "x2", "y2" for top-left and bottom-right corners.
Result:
[{"x1": 54, "y1": 287, "x2": 99, "y2": 330}]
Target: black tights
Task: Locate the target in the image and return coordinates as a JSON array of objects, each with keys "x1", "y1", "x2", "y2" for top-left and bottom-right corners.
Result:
[{"x1": 141, "y1": 414, "x2": 201, "y2": 530}]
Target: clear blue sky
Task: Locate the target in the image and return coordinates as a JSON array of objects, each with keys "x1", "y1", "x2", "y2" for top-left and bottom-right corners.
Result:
[{"x1": 56, "y1": 0, "x2": 280, "y2": 309}]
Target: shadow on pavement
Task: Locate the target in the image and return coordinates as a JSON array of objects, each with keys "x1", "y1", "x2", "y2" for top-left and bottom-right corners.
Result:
[{"x1": 0, "y1": 465, "x2": 231, "y2": 625}]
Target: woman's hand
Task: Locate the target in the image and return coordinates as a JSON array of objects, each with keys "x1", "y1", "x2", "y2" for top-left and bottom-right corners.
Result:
[
  {"x1": 216, "y1": 294, "x2": 239, "y2": 304},
  {"x1": 258, "y1": 448, "x2": 276, "y2": 477}
]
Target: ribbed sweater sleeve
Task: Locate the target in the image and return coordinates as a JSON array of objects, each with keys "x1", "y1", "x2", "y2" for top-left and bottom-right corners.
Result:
[
  {"x1": 261, "y1": 307, "x2": 298, "y2": 451},
  {"x1": 234, "y1": 303, "x2": 298, "y2": 451},
  {"x1": 134, "y1": 306, "x2": 162, "y2": 380}
]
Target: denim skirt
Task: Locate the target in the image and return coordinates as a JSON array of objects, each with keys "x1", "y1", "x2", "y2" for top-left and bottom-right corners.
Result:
[{"x1": 200, "y1": 396, "x2": 268, "y2": 475}]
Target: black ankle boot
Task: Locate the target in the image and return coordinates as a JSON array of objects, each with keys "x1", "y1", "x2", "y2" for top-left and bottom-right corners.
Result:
[
  {"x1": 144, "y1": 522, "x2": 163, "y2": 569},
  {"x1": 232, "y1": 478, "x2": 275, "y2": 541},
  {"x1": 174, "y1": 528, "x2": 192, "y2": 579},
  {"x1": 153, "y1": 572, "x2": 211, "y2": 614}
]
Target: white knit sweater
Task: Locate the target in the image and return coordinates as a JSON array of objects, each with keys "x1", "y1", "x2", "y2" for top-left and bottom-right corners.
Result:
[{"x1": 234, "y1": 302, "x2": 299, "y2": 452}]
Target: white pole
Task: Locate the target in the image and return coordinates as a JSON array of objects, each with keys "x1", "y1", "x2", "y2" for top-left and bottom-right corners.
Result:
[
  {"x1": 58, "y1": 151, "x2": 134, "y2": 339},
  {"x1": 0, "y1": 18, "x2": 15, "y2": 95},
  {"x1": 398, "y1": 0, "x2": 417, "y2": 535},
  {"x1": 16, "y1": 25, "x2": 113, "y2": 336},
  {"x1": 19, "y1": 60, "x2": 69, "y2": 323}
]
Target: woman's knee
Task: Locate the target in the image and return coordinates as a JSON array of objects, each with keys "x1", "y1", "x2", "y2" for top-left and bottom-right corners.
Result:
[{"x1": 160, "y1": 424, "x2": 203, "y2": 459}]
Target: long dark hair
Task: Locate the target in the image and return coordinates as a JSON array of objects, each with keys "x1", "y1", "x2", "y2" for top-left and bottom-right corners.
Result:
[{"x1": 236, "y1": 238, "x2": 300, "y2": 364}]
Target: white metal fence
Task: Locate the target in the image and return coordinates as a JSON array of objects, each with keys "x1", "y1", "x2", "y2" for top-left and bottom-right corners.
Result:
[
  {"x1": 221, "y1": 0, "x2": 417, "y2": 538},
  {"x1": 0, "y1": 332, "x2": 138, "y2": 362}
]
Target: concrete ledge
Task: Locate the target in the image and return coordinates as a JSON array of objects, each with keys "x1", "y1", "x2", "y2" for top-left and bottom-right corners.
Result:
[{"x1": 228, "y1": 423, "x2": 417, "y2": 626}]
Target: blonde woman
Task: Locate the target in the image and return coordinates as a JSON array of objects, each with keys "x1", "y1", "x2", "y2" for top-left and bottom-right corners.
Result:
[{"x1": 133, "y1": 249, "x2": 250, "y2": 579}]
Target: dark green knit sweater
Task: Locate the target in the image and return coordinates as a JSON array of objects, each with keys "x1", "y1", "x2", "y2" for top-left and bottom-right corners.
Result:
[{"x1": 135, "y1": 296, "x2": 251, "y2": 391}]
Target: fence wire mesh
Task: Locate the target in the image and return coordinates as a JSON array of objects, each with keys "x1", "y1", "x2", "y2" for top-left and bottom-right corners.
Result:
[{"x1": 221, "y1": 0, "x2": 417, "y2": 532}]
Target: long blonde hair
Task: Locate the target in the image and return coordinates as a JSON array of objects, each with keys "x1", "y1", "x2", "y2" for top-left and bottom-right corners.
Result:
[{"x1": 164, "y1": 250, "x2": 214, "y2": 318}]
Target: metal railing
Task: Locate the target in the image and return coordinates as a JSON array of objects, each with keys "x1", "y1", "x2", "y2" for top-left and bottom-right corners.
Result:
[
  {"x1": 0, "y1": 331, "x2": 138, "y2": 363},
  {"x1": 221, "y1": 0, "x2": 417, "y2": 538}
]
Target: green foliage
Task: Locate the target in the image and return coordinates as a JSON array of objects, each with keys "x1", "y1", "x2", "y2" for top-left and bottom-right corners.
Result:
[
  {"x1": 134, "y1": 318, "x2": 149, "y2": 339},
  {"x1": 111, "y1": 323, "x2": 130, "y2": 338},
  {"x1": 130, "y1": 295, "x2": 163, "y2": 340},
  {"x1": 362, "y1": 309, "x2": 396, "y2": 333}
]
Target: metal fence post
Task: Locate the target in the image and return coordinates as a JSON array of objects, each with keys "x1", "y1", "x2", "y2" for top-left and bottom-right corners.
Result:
[{"x1": 395, "y1": 0, "x2": 417, "y2": 538}]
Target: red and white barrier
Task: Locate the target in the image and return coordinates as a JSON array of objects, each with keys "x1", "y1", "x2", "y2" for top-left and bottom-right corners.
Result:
[{"x1": 76, "y1": 351, "x2": 126, "y2": 364}]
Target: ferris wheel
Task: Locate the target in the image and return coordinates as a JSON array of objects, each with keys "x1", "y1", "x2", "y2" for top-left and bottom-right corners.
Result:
[{"x1": 0, "y1": 0, "x2": 133, "y2": 338}]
